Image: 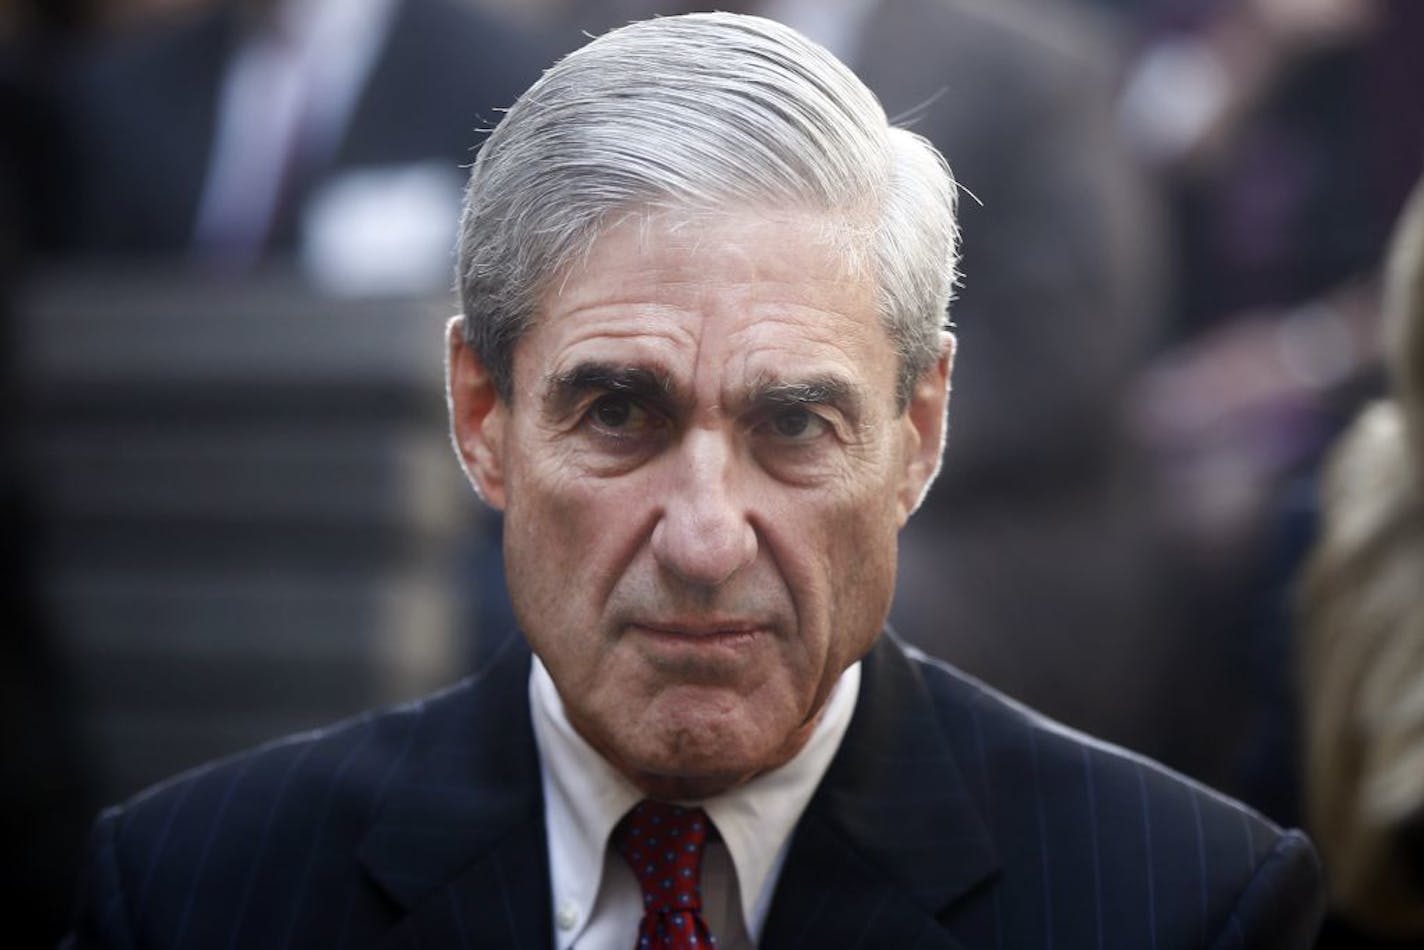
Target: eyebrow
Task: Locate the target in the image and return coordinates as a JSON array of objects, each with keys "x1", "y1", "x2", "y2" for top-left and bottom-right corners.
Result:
[
  {"x1": 746, "y1": 374, "x2": 865, "y2": 425},
  {"x1": 542, "y1": 362, "x2": 867, "y2": 426},
  {"x1": 542, "y1": 362, "x2": 678, "y2": 419}
]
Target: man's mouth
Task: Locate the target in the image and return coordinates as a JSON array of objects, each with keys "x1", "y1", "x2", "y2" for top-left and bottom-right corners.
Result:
[
  {"x1": 627, "y1": 621, "x2": 771, "y2": 655},
  {"x1": 634, "y1": 619, "x2": 767, "y2": 637}
]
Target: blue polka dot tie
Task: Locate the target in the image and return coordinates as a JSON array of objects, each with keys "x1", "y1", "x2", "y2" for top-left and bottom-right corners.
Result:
[{"x1": 613, "y1": 800, "x2": 717, "y2": 949}]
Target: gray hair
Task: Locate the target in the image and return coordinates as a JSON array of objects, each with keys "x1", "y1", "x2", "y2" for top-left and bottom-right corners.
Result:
[{"x1": 457, "y1": 12, "x2": 959, "y2": 409}]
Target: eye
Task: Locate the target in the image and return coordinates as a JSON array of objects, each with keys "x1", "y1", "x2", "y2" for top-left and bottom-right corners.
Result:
[
  {"x1": 593, "y1": 394, "x2": 635, "y2": 428},
  {"x1": 585, "y1": 393, "x2": 659, "y2": 437},
  {"x1": 767, "y1": 407, "x2": 829, "y2": 441}
]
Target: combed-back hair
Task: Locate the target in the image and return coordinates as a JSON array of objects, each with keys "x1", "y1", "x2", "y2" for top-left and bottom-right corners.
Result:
[{"x1": 456, "y1": 12, "x2": 958, "y2": 409}]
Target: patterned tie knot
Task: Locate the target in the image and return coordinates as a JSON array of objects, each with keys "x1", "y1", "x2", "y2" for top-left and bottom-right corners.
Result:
[{"x1": 614, "y1": 800, "x2": 716, "y2": 948}]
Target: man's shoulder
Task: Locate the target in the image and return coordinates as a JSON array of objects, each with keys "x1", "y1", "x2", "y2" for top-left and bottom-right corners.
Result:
[
  {"x1": 108, "y1": 684, "x2": 432, "y2": 847},
  {"x1": 893, "y1": 642, "x2": 1324, "y2": 946},
  {"x1": 79, "y1": 636, "x2": 535, "y2": 945},
  {"x1": 903, "y1": 641, "x2": 1303, "y2": 852},
  {"x1": 90, "y1": 682, "x2": 450, "y2": 919}
]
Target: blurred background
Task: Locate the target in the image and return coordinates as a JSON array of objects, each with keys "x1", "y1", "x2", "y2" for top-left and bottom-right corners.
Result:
[{"x1": 2, "y1": 0, "x2": 1420, "y2": 944}]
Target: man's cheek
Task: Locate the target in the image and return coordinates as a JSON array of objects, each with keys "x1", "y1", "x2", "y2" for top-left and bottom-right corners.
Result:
[{"x1": 832, "y1": 507, "x2": 898, "y2": 608}]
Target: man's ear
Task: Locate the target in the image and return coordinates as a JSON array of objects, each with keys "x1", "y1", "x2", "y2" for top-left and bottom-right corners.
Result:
[
  {"x1": 895, "y1": 334, "x2": 955, "y2": 526},
  {"x1": 446, "y1": 315, "x2": 509, "y2": 510}
]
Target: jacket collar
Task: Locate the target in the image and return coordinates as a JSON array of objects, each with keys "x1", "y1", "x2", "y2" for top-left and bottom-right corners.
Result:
[{"x1": 761, "y1": 633, "x2": 1000, "y2": 948}]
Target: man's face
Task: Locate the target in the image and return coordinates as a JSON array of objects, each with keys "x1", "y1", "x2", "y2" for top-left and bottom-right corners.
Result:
[{"x1": 449, "y1": 210, "x2": 949, "y2": 798}]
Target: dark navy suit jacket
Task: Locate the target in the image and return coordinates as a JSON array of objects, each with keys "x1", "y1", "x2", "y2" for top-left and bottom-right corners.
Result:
[{"x1": 65, "y1": 632, "x2": 1323, "y2": 948}]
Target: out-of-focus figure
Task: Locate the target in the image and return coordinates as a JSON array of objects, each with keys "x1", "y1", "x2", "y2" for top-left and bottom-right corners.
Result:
[
  {"x1": 1300, "y1": 177, "x2": 1424, "y2": 948},
  {"x1": 1119, "y1": 0, "x2": 1424, "y2": 821},
  {"x1": 1125, "y1": 0, "x2": 1413, "y2": 535},
  {"x1": 54, "y1": 0, "x2": 545, "y2": 293}
]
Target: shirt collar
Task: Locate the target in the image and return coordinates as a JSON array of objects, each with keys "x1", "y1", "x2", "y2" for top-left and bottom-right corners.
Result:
[
  {"x1": 530, "y1": 659, "x2": 642, "y2": 942},
  {"x1": 530, "y1": 655, "x2": 861, "y2": 943}
]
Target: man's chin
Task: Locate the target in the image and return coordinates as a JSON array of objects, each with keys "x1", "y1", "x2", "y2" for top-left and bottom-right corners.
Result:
[
  {"x1": 610, "y1": 714, "x2": 813, "y2": 801},
  {"x1": 627, "y1": 766, "x2": 757, "y2": 802},
  {"x1": 606, "y1": 726, "x2": 768, "y2": 800},
  {"x1": 566, "y1": 676, "x2": 820, "y2": 799}
]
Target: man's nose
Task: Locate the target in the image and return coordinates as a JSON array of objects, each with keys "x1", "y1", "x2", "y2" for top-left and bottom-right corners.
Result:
[{"x1": 650, "y1": 428, "x2": 758, "y2": 589}]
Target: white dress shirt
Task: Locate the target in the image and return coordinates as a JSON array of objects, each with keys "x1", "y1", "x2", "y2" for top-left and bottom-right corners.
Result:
[{"x1": 529, "y1": 656, "x2": 861, "y2": 950}]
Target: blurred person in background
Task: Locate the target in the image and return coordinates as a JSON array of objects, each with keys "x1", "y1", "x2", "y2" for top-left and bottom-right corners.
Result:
[
  {"x1": 1121, "y1": 0, "x2": 1424, "y2": 822},
  {"x1": 1299, "y1": 176, "x2": 1424, "y2": 949},
  {"x1": 50, "y1": 0, "x2": 547, "y2": 293}
]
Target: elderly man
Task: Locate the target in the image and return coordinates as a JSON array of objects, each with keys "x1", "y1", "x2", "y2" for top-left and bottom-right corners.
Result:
[{"x1": 66, "y1": 13, "x2": 1322, "y2": 949}]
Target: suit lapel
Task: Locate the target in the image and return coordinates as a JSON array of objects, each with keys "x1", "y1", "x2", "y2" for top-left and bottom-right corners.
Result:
[
  {"x1": 762, "y1": 634, "x2": 999, "y2": 949},
  {"x1": 375, "y1": 820, "x2": 550, "y2": 949},
  {"x1": 357, "y1": 634, "x2": 552, "y2": 949}
]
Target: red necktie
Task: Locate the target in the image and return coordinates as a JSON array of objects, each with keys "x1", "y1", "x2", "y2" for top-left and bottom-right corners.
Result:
[{"x1": 613, "y1": 801, "x2": 718, "y2": 949}]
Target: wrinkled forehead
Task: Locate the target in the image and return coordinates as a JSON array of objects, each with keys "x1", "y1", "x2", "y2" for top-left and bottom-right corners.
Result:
[{"x1": 516, "y1": 208, "x2": 897, "y2": 405}]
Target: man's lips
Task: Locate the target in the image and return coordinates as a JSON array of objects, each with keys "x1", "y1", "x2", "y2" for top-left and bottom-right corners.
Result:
[
  {"x1": 628, "y1": 620, "x2": 771, "y2": 642},
  {"x1": 632, "y1": 620, "x2": 768, "y2": 635},
  {"x1": 625, "y1": 621, "x2": 774, "y2": 678}
]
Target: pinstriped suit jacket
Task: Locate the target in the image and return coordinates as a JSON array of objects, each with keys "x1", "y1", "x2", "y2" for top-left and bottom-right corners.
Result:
[{"x1": 64, "y1": 632, "x2": 1323, "y2": 948}]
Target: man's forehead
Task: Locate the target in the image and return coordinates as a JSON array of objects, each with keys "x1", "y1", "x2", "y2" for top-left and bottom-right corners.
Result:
[
  {"x1": 527, "y1": 300, "x2": 892, "y2": 390},
  {"x1": 535, "y1": 211, "x2": 879, "y2": 331},
  {"x1": 505, "y1": 207, "x2": 898, "y2": 406}
]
